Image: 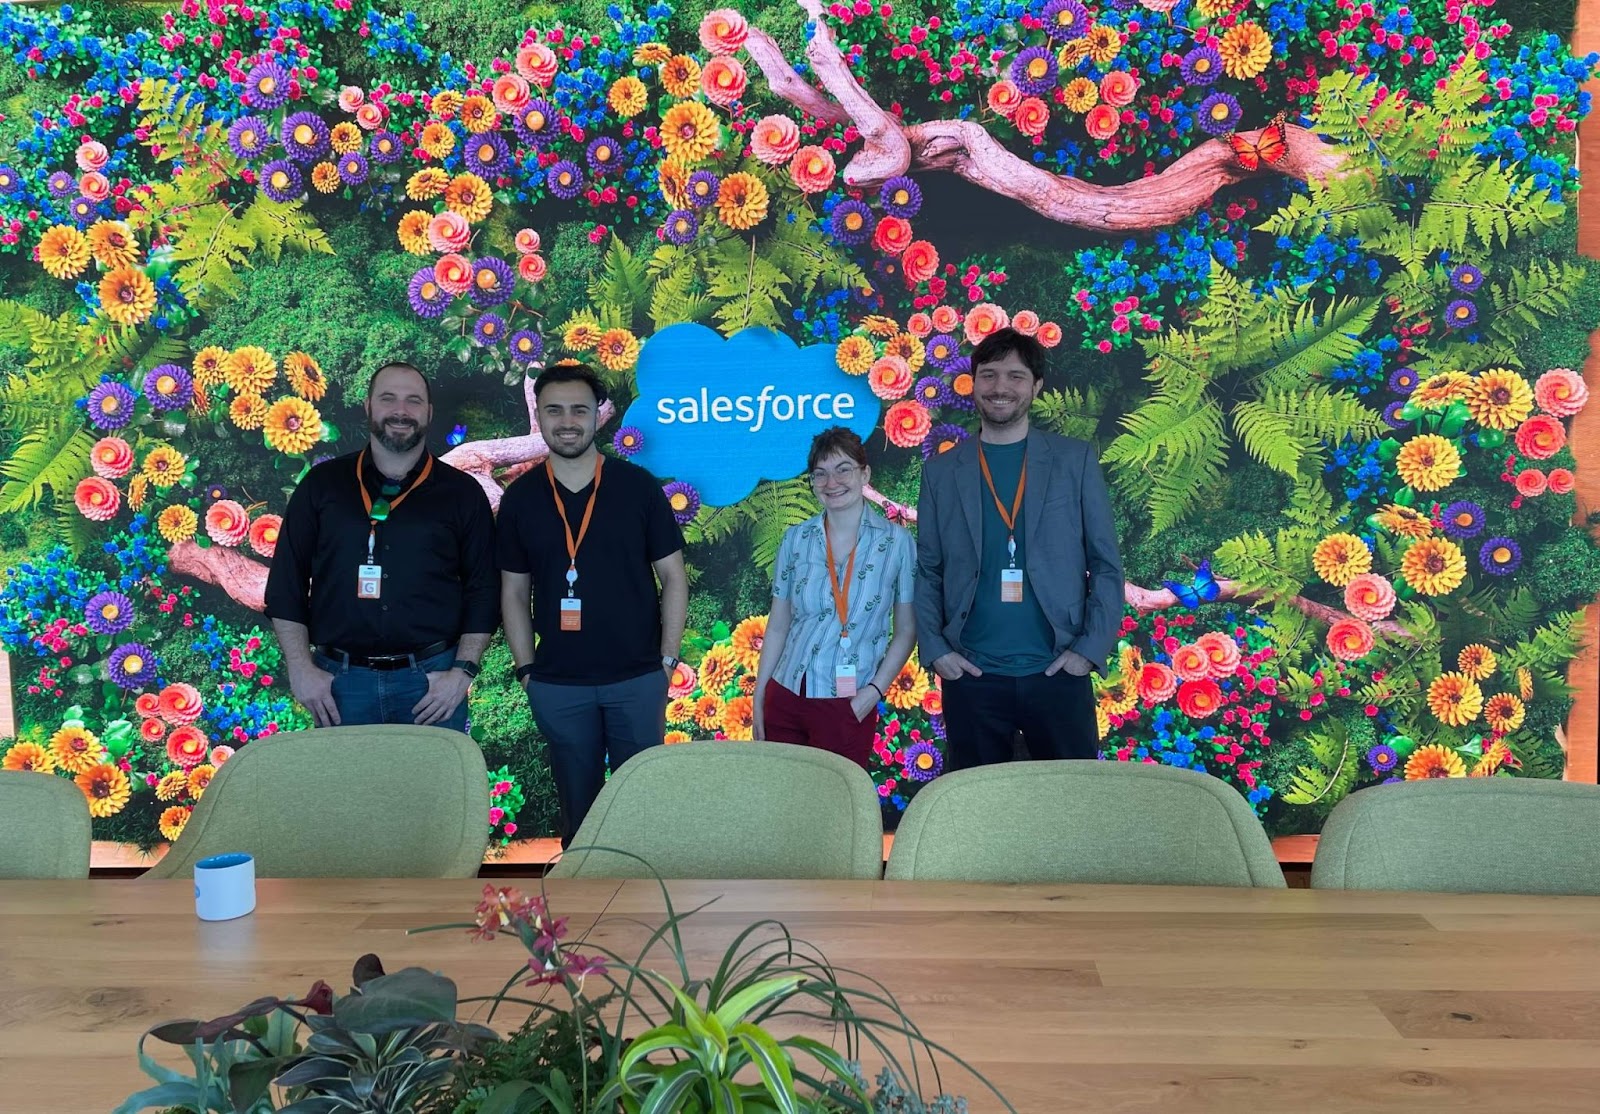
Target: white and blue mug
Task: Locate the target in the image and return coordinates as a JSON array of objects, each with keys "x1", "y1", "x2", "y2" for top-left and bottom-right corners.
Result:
[{"x1": 194, "y1": 852, "x2": 256, "y2": 921}]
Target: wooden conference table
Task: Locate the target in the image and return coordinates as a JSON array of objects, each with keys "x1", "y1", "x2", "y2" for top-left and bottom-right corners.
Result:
[{"x1": 2, "y1": 878, "x2": 1599, "y2": 1113}]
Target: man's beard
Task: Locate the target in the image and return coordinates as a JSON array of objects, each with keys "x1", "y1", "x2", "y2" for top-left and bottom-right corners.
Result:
[
  {"x1": 547, "y1": 427, "x2": 595, "y2": 459},
  {"x1": 370, "y1": 416, "x2": 426, "y2": 454}
]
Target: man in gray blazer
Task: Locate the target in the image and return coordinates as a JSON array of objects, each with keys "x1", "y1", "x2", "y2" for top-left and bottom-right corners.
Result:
[{"x1": 915, "y1": 327, "x2": 1124, "y2": 767}]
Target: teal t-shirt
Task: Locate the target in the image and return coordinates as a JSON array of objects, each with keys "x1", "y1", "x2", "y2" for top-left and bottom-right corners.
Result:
[{"x1": 960, "y1": 439, "x2": 1057, "y2": 676}]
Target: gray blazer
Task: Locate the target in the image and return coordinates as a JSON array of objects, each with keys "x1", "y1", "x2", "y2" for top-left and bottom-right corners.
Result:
[{"x1": 914, "y1": 428, "x2": 1125, "y2": 674}]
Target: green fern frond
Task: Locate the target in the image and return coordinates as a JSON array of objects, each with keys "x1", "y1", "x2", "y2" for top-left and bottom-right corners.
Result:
[
  {"x1": 1483, "y1": 260, "x2": 1585, "y2": 349},
  {"x1": 1500, "y1": 611, "x2": 1586, "y2": 674},
  {"x1": 747, "y1": 479, "x2": 817, "y2": 571},
  {"x1": 1416, "y1": 161, "x2": 1565, "y2": 255},
  {"x1": 239, "y1": 195, "x2": 333, "y2": 262},
  {"x1": 1030, "y1": 387, "x2": 1103, "y2": 441},
  {"x1": 1282, "y1": 720, "x2": 1361, "y2": 808},
  {"x1": 1253, "y1": 296, "x2": 1382, "y2": 391},
  {"x1": 0, "y1": 426, "x2": 94, "y2": 512},
  {"x1": 1231, "y1": 400, "x2": 1313, "y2": 477},
  {"x1": 1145, "y1": 434, "x2": 1228, "y2": 535},
  {"x1": 1212, "y1": 529, "x2": 1312, "y2": 601},
  {"x1": 589, "y1": 236, "x2": 653, "y2": 330},
  {"x1": 1285, "y1": 475, "x2": 1337, "y2": 531}
]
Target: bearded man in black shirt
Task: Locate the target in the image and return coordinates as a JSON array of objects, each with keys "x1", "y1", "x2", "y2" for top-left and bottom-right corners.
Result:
[{"x1": 265, "y1": 362, "x2": 499, "y2": 733}]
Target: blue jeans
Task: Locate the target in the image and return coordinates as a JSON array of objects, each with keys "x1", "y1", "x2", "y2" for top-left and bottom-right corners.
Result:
[{"x1": 313, "y1": 646, "x2": 470, "y2": 734}]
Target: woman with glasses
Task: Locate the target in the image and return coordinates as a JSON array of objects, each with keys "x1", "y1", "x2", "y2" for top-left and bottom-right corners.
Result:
[{"x1": 751, "y1": 427, "x2": 918, "y2": 768}]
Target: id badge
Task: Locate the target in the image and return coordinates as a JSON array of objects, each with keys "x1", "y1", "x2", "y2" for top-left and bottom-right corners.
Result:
[
  {"x1": 1000, "y1": 567, "x2": 1024, "y2": 603},
  {"x1": 357, "y1": 564, "x2": 382, "y2": 599},
  {"x1": 835, "y1": 660, "x2": 857, "y2": 698},
  {"x1": 559, "y1": 596, "x2": 582, "y2": 631}
]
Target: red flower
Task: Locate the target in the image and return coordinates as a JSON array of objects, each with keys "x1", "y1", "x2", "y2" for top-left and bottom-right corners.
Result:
[{"x1": 1176, "y1": 679, "x2": 1223, "y2": 719}]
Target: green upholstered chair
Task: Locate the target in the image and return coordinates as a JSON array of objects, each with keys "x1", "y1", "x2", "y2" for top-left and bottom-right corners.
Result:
[
  {"x1": 1312, "y1": 778, "x2": 1600, "y2": 894},
  {"x1": 885, "y1": 760, "x2": 1285, "y2": 887},
  {"x1": 0, "y1": 771, "x2": 92, "y2": 879},
  {"x1": 549, "y1": 741, "x2": 884, "y2": 880},
  {"x1": 144, "y1": 725, "x2": 488, "y2": 879}
]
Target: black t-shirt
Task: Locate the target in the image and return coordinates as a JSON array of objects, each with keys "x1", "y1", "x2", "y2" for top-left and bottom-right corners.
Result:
[{"x1": 496, "y1": 455, "x2": 683, "y2": 684}]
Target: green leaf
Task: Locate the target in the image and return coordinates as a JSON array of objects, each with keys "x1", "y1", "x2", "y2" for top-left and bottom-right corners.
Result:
[
  {"x1": 730, "y1": 1024, "x2": 798, "y2": 1114},
  {"x1": 712, "y1": 976, "x2": 807, "y2": 1030},
  {"x1": 638, "y1": 1061, "x2": 706, "y2": 1114},
  {"x1": 331, "y1": 967, "x2": 458, "y2": 1034}
]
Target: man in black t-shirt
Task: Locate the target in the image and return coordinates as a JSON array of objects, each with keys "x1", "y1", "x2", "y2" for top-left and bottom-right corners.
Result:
[{"x1": 497, "y1": 361, "x2": 688, "y2": 845}]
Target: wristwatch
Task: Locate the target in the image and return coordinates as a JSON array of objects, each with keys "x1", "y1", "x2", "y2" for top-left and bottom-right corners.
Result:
[
  {"x1": 453, "y1": 659, "x2": 480, "y2": 678},
  {"x1": 662, "y1": 655, "x2": 681, "y2": 672},
  {"x1": 515, "y1": 663, "x2": 537, "y2": 683}
]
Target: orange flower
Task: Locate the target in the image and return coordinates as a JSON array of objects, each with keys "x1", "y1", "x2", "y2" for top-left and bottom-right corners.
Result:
[
  {"x1": 787, "y1": 145, "x2": 836, "y2": 193},
  {"x1": 1483, "y1": 692, "x2": 1526, "y2": 734},
  {"x1": 1100, "y1": 70, "x2": 1139, "y2": 107},
  {"x1": 1400, "y1": 537, "x2": 1466, "y2": 596},
  {"x1": 1395, "y1": 433, "x2": 1460, "y2": 492},
  {"x1": 418, "y1": 121, "x2": 456, "y2": 158},
  {"x1": 608, "y1": 75, "x2": 648, "y2": 117},
  {"x1": 596, "y1": 328, "x2": 640, "y2": 372},
  {"x1": 661, "y1": 100, "x2": 720, "y2": 163},
  {"x1": 1170, "y1": 642, "x2": 1211, "y2": 682},
  {"x1": 693, "y1": 694, "x2": 726, "y2": 731},
  {"x1": 249, "y1": 513, "x2": 282, "y2": 558},
  {"x1": 3, "y1": 741, "x2": 54, "y2": 773},
  {"x1": 868, "y1": 355, "x2": 914, "y2": 400},
  {"x1": 38, "y1": 224, "x2": 91, "y2": 278},
  {"x1": 284, "y1": 352, "x2": 327, "y2": 402},
  {"x1": 406, "y1": 167, "x2": 450, "y2": 200},
  {"x1": 730, "y1": 615, "x2": 766, "y2": 673},
  {"x1": 188, "y1": 762, "x2": 217, "y2": 797},
  {"x1": 1137, "y1": 662, "x2": 1179, "y2": 704},
  {"x1": 721, "y1": 695, "x2": 756, "y2": 740},
  {"x1": 1405, "y1": 743, "x2": 1466, "y2": 779},
  {"x1": 1514, "y1": 468, "x2": 1547, "y2": 497},
  {"x1": 1312, "y1": 533, "x2": 1372, "y2": 587},
  {"x1": 1466, "y1": 368, "x2": 1534, "y2": 430},
  {"x1": 698, "y1": 645, "x2": 740, "y2": 695},
  {"x1": 660, "y1": 54, "x2": 702, "y2": 99},
  {"x1": 901, "y1": 240, "x2": 940, "y2": 286},
  {"x1": 1427, "y1": 672, "x2": 1484, "y2": 727},
  {"x1": 99, "y1": 266, "x2": 157, "y2": 325},
  {"x1": 664, "y1": 730, "x2": 693, "y2": 745},
  {"x1": 77, "y1": 763, "x2": 131, "y2": 817},
  {"x1": 1084, "y1": 103, "x2": 1120, "y2": 141},
  {"x1": 191, "y1": 346, "x2": 228, "y2": 388},
  {"x1": 667, "y1": 696, "x2": 697, "y2": 726},
  {"x1": 1514, "y1": 414, "x2": 1565, "y2": 460},
  {"x1": 167, "y1": 725, "x2": 209, "y2": 768},
  {"x1": 230, "y1": 393, "x2": 268, "y2": 430},
  {"x1": 50, "y1": 726, "x2": 106, "y2": 774},
  {"x1": 987, "y1": 79, "x2": 1022, "y2": 117},
  {"x1": 159, "y1": 805, "x2": 191, "y2": 841},
  {"x1": 715, "y1": 171, "x2": 768, "y2": 230},
  {"x1": 87, "y1": 220, "x2": 139, "y2": 268},
  {"x1": 884, "y1": 400, "x2": 933, "y2": 449},
  {"x1": 964, "y1": 303, "x2": 1009, "y2": 346},
  {"x1": 886, "y1": 662, "x2": 931, "y2": 709},
  {"x1": 158, "y1": 683, "x2": 204, "y2": 726},
  {"x1": 883, "y1": 332, "x2": 925, "y2": 372},
  {"x1": 922, "y1": 688, "x2": 944, "y2": 716},
  {"x1": 1013, "y1": 97, "x2": 1050, "y2": 137},
  {"x1": 443, "y1": 173, "x2": 493, "y2": 222},
  {"x1": 872, "y1": 215, "x2": 913, "y2": 255},
  {"x1": 1325, "y1": 618, "x2": 1376, "y2": 662},
  {"x1": 1176, "y1": 679, "x2": 1223, "y2": 719},
  {"x1": 458, "y1": 95, "x2": 500, "y2": 134},
  {"x1": 224, "y1": 346, "x2": 277, "y2": 394},
  {"x1": 1344, "y1": 573, "x2": 1396, "y2": 622},
  {"x1": 154, "y1": 770, "x2": 189, "y2": 801},
  {"x1": 74, "y1": 476, "x2": 120, "y2": 522},
  {"x1": 700, "y1": 55, "x2": 748, "y2": 107},
  {"x1": 1456, "y1": 643, "x2": 1497, "y2": 680},
  {"x1": 263, "y1": 398, "x2": 324, "y2": 455}
]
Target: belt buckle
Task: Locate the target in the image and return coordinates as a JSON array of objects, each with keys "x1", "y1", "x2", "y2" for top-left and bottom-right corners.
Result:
[{"x1": 369, "y1": 652, "x2": 407, "y2": 666}]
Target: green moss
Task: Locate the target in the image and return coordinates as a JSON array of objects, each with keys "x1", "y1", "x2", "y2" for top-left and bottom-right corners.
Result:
[{"x1": 1526, "y1": 528, "x2": 1600, "y2": 612}]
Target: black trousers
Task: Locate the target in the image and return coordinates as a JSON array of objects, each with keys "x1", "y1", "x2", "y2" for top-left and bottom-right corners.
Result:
[{"x1": 940, "y1": 669, "x2": 1099, "y2": 769}]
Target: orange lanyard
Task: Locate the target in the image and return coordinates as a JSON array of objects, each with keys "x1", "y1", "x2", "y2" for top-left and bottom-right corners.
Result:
[
  {"x1": 825, "y1": 521, "x2": 858, "y2": 646},
  {"x1": 546, "y1": 455, "x2": 603, "y2": 595},
  {"x1": 357, "y1": 449, "x2": 433, "y2": 560},
  {"x1": 977, "y1": 443, "x2": 1026, "y2": 566}
]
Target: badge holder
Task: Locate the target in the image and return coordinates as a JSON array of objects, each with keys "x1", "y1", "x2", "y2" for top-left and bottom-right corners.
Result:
[
  {"x1": 834, "y1": 634, "x2": 857, "y2": 697},
  {"x1": 1000, "y1": 535, "x2": 1023, "y2": 603},
  {"x1": 560, "y1": 566, "x2": 582, "y2": 631}
]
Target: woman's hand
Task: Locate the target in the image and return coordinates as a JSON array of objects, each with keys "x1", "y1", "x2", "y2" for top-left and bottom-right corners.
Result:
[
  {"x1": 849, "y1": 687, "x2": 879, "y2": 723},
  {"x1": 753, "y1": 689, "x2": 766, "y2": 740}
]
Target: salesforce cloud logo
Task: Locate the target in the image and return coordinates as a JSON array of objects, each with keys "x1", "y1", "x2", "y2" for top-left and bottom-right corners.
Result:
[{"x1": 620, "y1": 323, "x2": 880, "y2": 506}]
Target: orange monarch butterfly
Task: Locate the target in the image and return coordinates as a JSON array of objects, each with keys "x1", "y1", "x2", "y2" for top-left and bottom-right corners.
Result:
[{"x1": 1227, "y1": 113, "x2": 1290, "y2": 170}]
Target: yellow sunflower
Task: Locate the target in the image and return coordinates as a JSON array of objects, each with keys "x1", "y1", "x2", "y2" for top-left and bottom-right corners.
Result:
[
  {"x1": 693, "y1": 694, "x2": 726, "y2": 731},
  {"x1": 835, "y1": 335, "x2": 876, "y2": 374},
  {"x1": 699, "y1": 644, "x2": 741, "y2": 695},
  {"x1": 38, "y1": 224, "x2": 91, "y2": 279},
  {"x1": 99, "y1": 266, "x2": 157, "y2": 325},
  {"x1": 191, "y1": 345, "x2": 229, "y2": 388},
  {"x1": 1410, "y1": 371, "x2": 1472, "y2": 409},
  {"x1": 634, "y1": 42, "x2": 672, "y2": 65},
  {"x1": 1095, "y1": 703, "x2": 1110, "y2": 740},
  {"x1": 310, "y1": 161, "x2": 341, "y2": 194},
  {"x1": 419, "y1": 121, "x2": 456, "y2": 158},
  {"x1": 229, "y1": 393, "x2": 268, "y2": 430},
  {"x1": 730, "y1": 615, "x2": 766, "y2": 673},
  {"x1": 1057, "y1": 39, "x2": 1092, "y2": 68},
  {"x1": 1097, "y1": 675, "x2": 1140, "y2": 717},
  {"x1": 396, "y1": 210, "x2": 433, "y2": 255},
  {"x1": 721, "y1": 695, "x2": 756, "y2": 741},
  {"x1": 430, "y1": 90, "x2": 465, "y2": 119},
  {"x1": 1427, "y1": 671, "x2": 1484, "y2": 727},
  {"x1": 157, "y1": 504, "x2": 198, "y2": 544},
  {"x1": 1218, "y1": 21, "x2": 1273, "y2": 80},
  {"x1": 563, "y1": 320, "x2": 602, "y2": 351},
  {"x1": 595, "y1": 327, "x2": 641, "y2": 372},
  {"x1": 1456, "y1": 643, "x2": 1497, "y2": 681},
  {"x1": 666, "y1": 696, "x2": 697, "y2": 726},
  {"x1": 444, "y1": 173, "x2": 493, "y2": 222},
  {"x1": 1061, "y1": 77, "x2": 1099, "y2": 113},
  {"x1": 155, "y1": 769, "x2": 190, "y2": 801},
  {"x1": 1312, "y1": 533, "x2": 1372, "y2": 587},
  {"x1": 3, "y1": 741, "x2": 54, "y2": 773},
  {"x1": 1516, "y1": 667, "x2": 1534, "y2": 701},
  {"x1": 664, "y1": 730, "x2": 693, "y2": 745},
  {"x1": 609, "y1": 75, "x2": 649, "y2": 117},
  {"x1": 141, "y1": 444, "x2": 188, "y2": 488},
  {"x1": 884, "y1": 332, "x2": 925, "y2": 373},
  {"x1": 861, "y1": 315, "x2": 900, "y2": 337},
  {"x1": 1465, "y1": 368, "x2": 1534, "y2": 430},
  {"x1": 715, "y1": 171, "x2": 769, "y2": 231},
  {"x1": 1471, "y1": 739, "x2": 1512, "y2": 777},
  {"x1": 224, "y1": 346, "x2": 278, "y2": 395},
  {"x1": 661, "y1": 100, "x2": 721, "y2": 163},
  {"x1": 459, "y1": 94, "x2": 499, "y2": 133},
  {"x1": 1194, "y1": 0, "x2": 1234, "y2": 16},
  {"x1": 159, "y1": 805, "x2": 191, "y2": 841},
  {"x1": 284, "y1": 352, "x2": 327, "y2": 401},
  {"x1": 50, "y1": 725, "x2": 105, "y2": 774},
  {"x1": 886, "y1": 662, "x2": 931, "y2": 710},
  {"x1": 1084, "y1": 24, "x2": 1123, "y2": 66},
  {"x1": 127, "y1": 473, "x2": 149, "y2": 511},
  {"x1": 330, "y1": 121, "x2": 363, "y2": 153},
  {"x1": 660, "y1": 54, "x2": 702, "y2": 99},
  {"x1": 1374, "y1": 503, "x2": 1434, "y2": 539},
  {"x1": 1395, "y1": 434, "x2": 1460, "y2": 492},
  {"x1": 77, "y1": 763, "x2": 131, "y2": 817},
  {"x1": 406, "y1": 167, "x2": 451, "y2": 200},
  {"x1": 1400, "y1": 536, "x2": 1466, "y2": 596},
  {"x1": 1483, "y1": 692, "x2": 1526, "y2": 734},
  {"x1": 1404, "y1": 743, "x2": 1467, "y2": 780},
  {"x1": 187, "y1": 763, "x2": 217, "y2": 797},
  {"x1": 86, "y1": 220, "x2": 139, "y2": 268},
  {"x1": 264, "y1": 397, "x2": 325, "y2": 455}
]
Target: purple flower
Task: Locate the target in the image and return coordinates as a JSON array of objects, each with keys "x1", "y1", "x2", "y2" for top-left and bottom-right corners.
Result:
[
  {"x1": 260, "y1": 159, "x2": 304, "y2": 203},
  {"x1": 464, "y1": 131, "x2": 510, "y2": 176},
  {"x1": 1388, "y1": 368, "x2": 1418, "y2": 395},
  {"x1": 1366, "y1": 744, "x2": 1398, "y2": 773},
  {"x1": 143, "y1": 364, "x2": 194, "y2": 412},
  {"x1": 509, "y1": 330, "x2": 544, "y2": 364},
  {"x1": 1381, "y1": 400, "x2": 1410, "y2": 429},
  {"x1": 880, "y1": 176, "x2": 923, "y2": 219},
  {"x1": 546, "y1": 159, "x2": 583, "y2": 200},
  {"x1": 1479, "y1": 537, "x2": 1521, "y2": 576},
  {"x1": 1441, "y1": 500, "x2": 1485, "y2": 540},
  {"x1": 47, "y1": 170, "x2": 75, "y2": 197},
  {"x1": 204, "y1": 484, "x2": 228, "y2": 504},
  {"x1": 1041, "y1": 0, "x2": 1091, "y2": 40},
  {"x1": 1181, "y1": 46, "x2": 1224, "y2": 87},
  {"x1": 337, "y1": 152, "x2": 369, "y2": 185},
  {"x1": 281, "y1": 111, "x2": 331, "y2": 162},
  {"x1": 369, "y1": 130, "x2": 404, "y2": 164},
  {"x1": 514, "y1": 99, "x2": 558, "y2": 147},
  {"x1": 901, "y1": 741, "x2": 944, "y2": 782},
  {"x1": 613, "y1": 426, "x2": 644, "y2": 457},
  {"x1": 663, "y1": 481, "x2": 700, "y2": 525},
  {"x1": 586, "y1": 135, "x2": 621, "y2": 174},
  {"x1": 922, "y1": 423, "x2": 970, "y2": 461},
  {"x1": 930, "y1": 713, "x2": 946, "y2": 740},
  {"x1": 1010, "y1": 45, "x2": 1058, "y2": 97},
  {"x1": 108, "y1": 642, "x2": 159, "y2": 690},
  {"x1": 474, "y1": 312, "x2": 506, "y2": 346},
  {"x1": 407, "y1": 267, "x2": 450, "y2": 318},
  {"x1": 243, "y1": 61, "x2": 290, "y2": 110},
  {"x1": 0, "y1": 165, "x2": 19, "y2": 196},
  {"x1": 664, "y1": 208, "x2": 699, "y2": 245},
  {"x1": 227, "y1": 115, "x2": 271, "y2": 159},
  {"x1": 914, "y1": 376, "x2": 953, "y2": 408},
  {"x1": 686, "y1": 170, "x2": 719, "y2": 209},
  {"x1": 1197, "y1": 93, "x2": 1242, "y2": 136},
  {"x1": 923, "y1": 333, "x2": 962, "y2": 370},
  {"x1": 87, "y1": 381, "x2": 136, "y2": 430},
  {"x1": 84, "y1": 590, "x2": 135, "y2": 636},
  {"x1": 1444, "y1": 299, "x2": 1477, "y2": 329},
  {"x1": 1449, "y1": 263, "x2": 1484, "y2": 293},
  {"x1": 468, "y1": 256, "x2": 515, "y2": 308},
  {"x1": 829, "y1": 199, "x2": 875, "y2": 245},
  {"x1": 70, "y1": 196, "x2": 97, "y2": 224}
]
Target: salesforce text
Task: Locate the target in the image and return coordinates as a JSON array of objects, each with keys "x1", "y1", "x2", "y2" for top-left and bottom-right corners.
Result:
[{"x1": 654, "y1": 386, "x2": 856, "y2": 433}]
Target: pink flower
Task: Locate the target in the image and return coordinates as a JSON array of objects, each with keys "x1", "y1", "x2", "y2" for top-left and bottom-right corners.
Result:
[
  {"x1": 750, "y1": 115, "x2": 800, "y2": 165},
  {"x1": 699, "y1": 8, "x2": 749, "y2": 55},
  {"x1": 1194, "y1": 631, "x2": 1241, "y2": 679},
  {"x1": 987, "y1": 79, "x2": 1022, "y2": 117},
  {"x1": 1547, "y1": 467, "x2": 1575, "y2": 494},
  {"x1": 504, "y1": 822, "x2": 518, "y2": 836},
  {"x1": 492, "y1": 73, "x2": 531, "y2": 114},
  {"x1": 1534, "y1": 368, "x2": 1588, "y2": 417},
  {"x1": 337, "y1": 85, "x2": 365, "y2": 112},
  {"x1": 354, "y1": 102, "x2": 386, "y2": 130},
  {"x1": 1514, "y1": 468, "x2": 1548, "y2": 497},
  {"x1": 434, "y1": 253, "x2": 473, "y2": 295},
  {"x1": 75, "y1": 140, "x2": 109, "y2": 172},
  {"x1": 906, "y1": 312, "x2": 932, "y2": 337},
  {"x1": 1011, "y1": 310, "x2": 1040, "y2": 335},
  {"x1": 701, "y1": 56, "x2": 748, "y2": 107},
  {"x1": 1100, "y1": 70, "x2": 1139, "y2": 108},
  {"x1": 1326, "y1": 618, "x2": 1376, "y2": 662},
  {"x1": 489, "y1": 806, "x2": 505, "y2": 825},
  {"x1": 1084, "y1": 103, "x2": 1120, "y2": 141},
  {"x1": 1344, "y1": 573, "x2": 1397, "y2": 622},
  {"x1": 79, "y1": 171, "x2": 111, "y2": 201},
  {"x1": 788, "y1": 145, "x2": 836, "y2": 193},
  {"x1": 1514, "y1": 414, "x2": 1565, "y2": 460},
  {"x1": 516, "y1": 43, "x2": 559, "y2": 87},
  {"x1": 1137, "y1": 662, "x2": 1179, "y2": 704},
  {"x1": 1013, "y1": 97, "x2": 1050, "y2": 138},
  {"x1": 427, "y1": 211, "x2": 472, "y2": 254},
  {"x1": 514, "y1": 228, "x2": 541, "y2": 255},
  {"x1": 517, "y1": 253, "x2": 548, "y2": 283}
]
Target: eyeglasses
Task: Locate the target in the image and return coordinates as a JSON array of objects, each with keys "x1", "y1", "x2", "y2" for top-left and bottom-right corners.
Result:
[{"x1": 810, "y1": 464, "x2": 861, "y2": 485}]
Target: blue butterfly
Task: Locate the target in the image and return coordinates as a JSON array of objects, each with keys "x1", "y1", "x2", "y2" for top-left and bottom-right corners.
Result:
[
  {"x1": 446, "y1": 423, "x2": 468, "y2": 447},
  {"x1": 1162, "y1": 559, "x2": 1221, "y2": 609}
]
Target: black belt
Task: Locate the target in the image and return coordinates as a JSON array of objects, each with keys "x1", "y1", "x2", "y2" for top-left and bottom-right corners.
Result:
[{"x1": 318, "y1": 640, "x2": 452, "y2": 670}]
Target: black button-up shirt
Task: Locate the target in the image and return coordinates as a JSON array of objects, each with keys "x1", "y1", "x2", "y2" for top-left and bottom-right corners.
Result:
[{"x1": 264, "y1": 449, "x2": 499, "y2": 653}]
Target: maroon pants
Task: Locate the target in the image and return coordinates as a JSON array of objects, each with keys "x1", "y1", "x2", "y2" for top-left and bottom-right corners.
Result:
[{"x1": 763, "y1": 677, "x2": 876, "y2": 770}]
